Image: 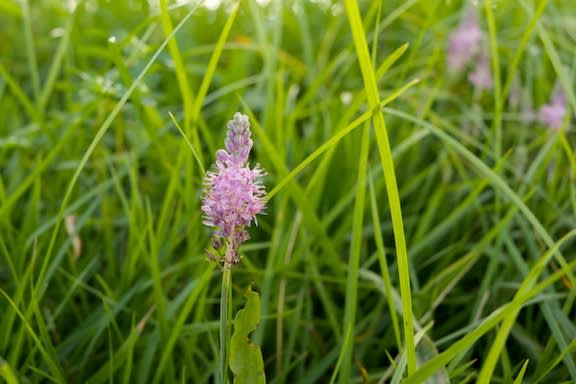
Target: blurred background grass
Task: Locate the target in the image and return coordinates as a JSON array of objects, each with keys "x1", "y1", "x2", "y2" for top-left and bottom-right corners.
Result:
[{"x1": 0, "y1": 0, "x2": 575, "y2": 383}]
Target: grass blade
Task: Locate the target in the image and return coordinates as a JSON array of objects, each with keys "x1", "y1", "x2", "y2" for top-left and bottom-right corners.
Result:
[{"x1": 344, "y1": 0, "x2": 416, "y2": 374}]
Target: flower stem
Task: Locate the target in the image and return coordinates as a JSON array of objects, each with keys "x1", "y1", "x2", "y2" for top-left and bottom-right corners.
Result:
[{"x1": 219, "y1": 264, "x2": 232, "y2": 384}]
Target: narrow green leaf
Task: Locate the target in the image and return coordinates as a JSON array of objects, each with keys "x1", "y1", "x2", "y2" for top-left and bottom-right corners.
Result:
[
  {"x1": 86, "y1": 308, "x2": 155, "y2": 384},
  {"x1": 0, "y1": 64, "x2": 38, "y2": 120},
  {"x1": 477, "y1": 230, "x2": 576, "y2": 383},
  {"x1": 39, "y1": 2, "x2": 201, "y2": 303},
  {"x1": 484, "y1": 2, "x2": 502, "y2": 162},
  {"x1": 266, "y1": 77, "x2": 419, "y2": 202},
  {"x1": 190, "y1": 2, "x2": 239, "y2": 121},
  {"x1": 168, "y1": 111, "x2": 206, "y2": 176},
  {"x1": 0, "y1": 357, "x2": 19, "y2": 384},
  {"x1": 512, "y1": 360, "x2": 529, "y2": 384},
  {"x1": 0, "y1": 289, "x2": 65, "y2": 382},
  {"x1": 338, "y1": 118, "x2": 370, "y2": 380},
  {"x1": 20, "y1": 0, "x2": 40, "y2": 105},
  {"x1": 38, "y1": 5, "x2": 76, "y2": 113},
  {"x1": 376, "y1": 43, "x2": 409, "y2": 79},
  {"x1": 534, "y1": 337, "x2": 576, "y2": 383},
  {"x1": 344, "y1": 0, "x2": 416, "y2": 374},
  {"x1": 403, "y1": 235, "x2": 576, "y2": 384},
  {"x1": 151, "y1": 265, "x2": 216, "y2": 383},
  {"x1": 369, "y1": 175, "x2": 402, "y2": 350},
  {"x1": 158, "y1": 0, "x2": 197, "y2": 148}
]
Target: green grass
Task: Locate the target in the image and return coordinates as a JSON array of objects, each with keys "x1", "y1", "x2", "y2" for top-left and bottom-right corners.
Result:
[{"x1": 1, "y1": 0, "x2": 575, "y2": 383}]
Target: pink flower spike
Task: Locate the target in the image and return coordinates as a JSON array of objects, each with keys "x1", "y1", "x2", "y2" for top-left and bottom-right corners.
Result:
[
  {"x1": 468, "y1": 54, "x2": 493, "y2": 92},
  {"x1": 538, "y1": 89, "x2": 568, "y2": 131},
  {"x1": 447, "y1": 7, "x2": 483, "y2": 73},
  {"x1": 224, "y1": 112, "x2": 253, "y2": 167},
  {"x1": 201, "y1": 113, "x2": 266, "y2": 266}
]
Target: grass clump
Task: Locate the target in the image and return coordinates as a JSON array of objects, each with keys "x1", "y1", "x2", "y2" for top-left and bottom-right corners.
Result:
[{"x1": 0, "y1": 0, "x2": 575, "y2": 383}]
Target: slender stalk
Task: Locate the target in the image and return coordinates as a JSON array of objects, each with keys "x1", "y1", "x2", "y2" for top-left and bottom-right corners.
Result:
[{"x1": 219, "y1": 262, "x2": 232, "y2": 384}]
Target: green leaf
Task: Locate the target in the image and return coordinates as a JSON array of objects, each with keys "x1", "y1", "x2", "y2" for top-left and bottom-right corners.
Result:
[
  {"x1": 0, "y1": 357, "x2": 19, "y2": 384},
  {"x1": 230, "y1": 287, "x2": 266, "y2": 384},
  {"x1": 344, "y1": 0, "x2": 416, "y2": 374},
  {"x1": 512, "y1": 360, "x2": 529, "y2": 384}
]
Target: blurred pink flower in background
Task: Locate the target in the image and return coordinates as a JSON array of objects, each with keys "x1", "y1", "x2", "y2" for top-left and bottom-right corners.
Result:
[
  {"x1": 447, "y1": 8, "x2": 483, "y2": 72},
  {"x1": 538, "y1": 85, "x2": 569, "y2": 130},
  {"x1": 468, "y1": 54, "x2": 493, "y2": 91}
]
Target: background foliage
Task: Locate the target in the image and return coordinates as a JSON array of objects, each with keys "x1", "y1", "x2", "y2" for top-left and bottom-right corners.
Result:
[{"x1": 0, "y1": 0, "x2": 575, "y2": 382}]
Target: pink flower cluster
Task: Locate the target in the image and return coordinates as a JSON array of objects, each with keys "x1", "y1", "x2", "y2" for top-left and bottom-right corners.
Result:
[
  {"x1": 538, "y1": 86, "x2": 568, "y2": 130},
  {"x1": 202, "y1": 113, "x2": 266, "y2": 265},
  {"x1": 468, "y1": 53, "x2": 493, "y2": 92},
  {"x1": 447, "y1": 9, "x2": 483, "y2": 73},
  {"x1": 447, "y1": 7, "x2": 493, "y2": 91}
]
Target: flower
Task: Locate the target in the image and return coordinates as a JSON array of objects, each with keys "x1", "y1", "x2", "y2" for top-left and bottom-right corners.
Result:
[
  {"x1": 447, "y1": 7, "x2": 483, "y2": 72},
  {"x1": 538, "y1": 85, "x2": 568, "y2": 130},
  {"x1": 202, "y1": 113, "x2": 266, "y2": 265},
  {"x1": 468, "y1": 53, "x2": 493, "y2": 91}
]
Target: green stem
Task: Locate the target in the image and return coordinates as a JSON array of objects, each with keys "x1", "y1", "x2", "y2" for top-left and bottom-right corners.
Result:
[{"x1": 220, "y1": 262, "x2": 232, "y2": 384}]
